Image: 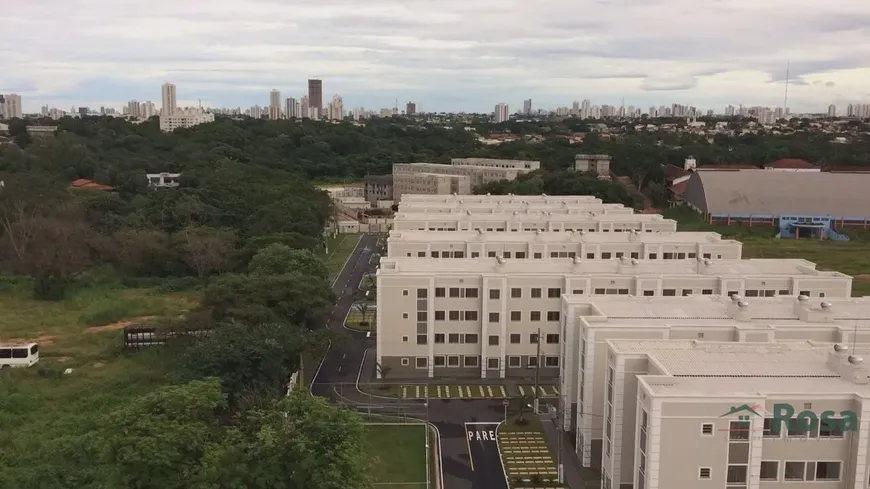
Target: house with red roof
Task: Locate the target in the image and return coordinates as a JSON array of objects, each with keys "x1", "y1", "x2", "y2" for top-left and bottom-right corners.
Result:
[{"x1": 70, "y1": 178, "x2": 114, "y2": 192}]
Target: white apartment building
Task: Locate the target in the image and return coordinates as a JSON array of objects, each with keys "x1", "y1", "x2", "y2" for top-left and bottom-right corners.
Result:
[
  {"x1": 562, "y1": 295, "x2": 866, "y2": 471},
  {"x1": 392, "y1": 159, "x2": 539, "y2": 199},
  {"x1": 604, "y1": 339, "x2": 870, "y2": 489},
  {"x1": 495, "y1": 103, "x2": 510, "y2": 123},
  {"x1": 146, "y1": 172, "x2": 181, "y2": 188},
  {"x1": 161, "y1": 83, "x2": 177, "y2": 116},
  {"x1": 450, "y1": 158, "x2": 541, "y2": 171},
  {"x1": 387, "y1": 230, "x2": 743, "y2": 261},
  {"x1": 159, "y1": 109, "x2": 215, "y2": 132},
  {"x1": 268, "y1": 89, "x2": 281, "y2": 120},
  {"x1": 391, "y1": 212, "x2": 678, "y2": 233},
  {"x1": 393, "y1": 172, "x2": 471, "y2": 197},
  {"x1": 0, "y1": 94, "x2": 23, "y2": 119},
  {"x1": 374, "y1": 258, "x2": 853, "y2": 380},
  {"x1": 400, "y1": 194, "x2": 599, "y2": 204},
  {"x1": 398, "y1": 201, "x2": 631, "y2": 215}
]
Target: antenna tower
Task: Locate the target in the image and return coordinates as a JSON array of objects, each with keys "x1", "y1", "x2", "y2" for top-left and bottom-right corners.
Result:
[{"x1": 783, "y1": 61, "x2": 790, "y2": 112}]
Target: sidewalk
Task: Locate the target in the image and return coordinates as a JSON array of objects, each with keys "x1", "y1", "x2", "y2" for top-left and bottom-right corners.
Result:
[{"x1": 539, "y1": 414, "x2": 598, "y2": 489}]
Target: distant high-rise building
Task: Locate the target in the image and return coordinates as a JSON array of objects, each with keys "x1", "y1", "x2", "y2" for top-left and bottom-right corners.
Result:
[
  {"x1": 126, "y1": 100, "x2": 141, "y2": 119},
  {"x1": 406, "y1": 101, "x2": 416, "y2": 116},
  {"x1": 285, "y1": 98, "x2": 298, "y2": 118},
  {"x1": 494, "y1": 103, "x2": 509, "y2": 123},
  {"x1": 249, "y1": 105, "x2": 263, "y2": 119},
  {"x1": 571, "y1": 101, "x2": 580, "y2": 116},
  {"x1": 328, "y1": 94, "x2": 344, "y2": 120},
  {"x1": 269, "y1": 89, "x2": 281, "y2": 120},
  {"x1": 523, "y1": 99, "x2": 532, "y2": 115},
  {"x1": 307, "y1": 79, "x2": 323, "y2": 109},
  {"x1": 581, "y1": 99, "x2": 591, "y2": 119},
  {"x1": 301, "y1": 95, "x2": 310, "y2": 119},
  {"x1": 141, "y1": 101, "x2": 155, "y2": 119},
  {"x1": 78, "y1": 107, "x2": 89, "y2": 117},
  {"x1": 161, "y1": 83, "x2": 177, "y2": 116},
  {"x1": 828, "y1": 104, "x2": 837, "y2": 117},
  {"x1": 0, "y1": 94, "x2": 23, "y2": 119}
]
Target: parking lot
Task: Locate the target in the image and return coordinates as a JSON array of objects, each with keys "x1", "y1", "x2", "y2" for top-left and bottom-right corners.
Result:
[
  {"x1": 398, "y1": 384, "x2": 559, "y2": 400},
  {"x1": 499, "y1": 431, "x2": 560, "y2": 484}
]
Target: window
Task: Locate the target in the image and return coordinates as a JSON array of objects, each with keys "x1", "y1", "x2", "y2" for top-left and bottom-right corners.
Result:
[
  {"x1": 465, "y1": 288, "x2": 479, "y2": 298},
  {"x1": 601, "y1": 252, "x2": 612, "y2": 259},
  {"x1": 784, "y1": 462, "x2": 805, "y2": 481},
  {"x1": 510, "y1": 311, "x2": 521, "y2": 321},
  {"x1": 415, "y1": 357, "x2": 428, "y2": 368},
  {"x1": 615, "y1": 252, "x2": 624, "y2": 258},
  {"x1": 648, "y1": 253, "x2": 657, "y2": 259},
  {"x1": 488, "y1": 335, "x2": 499, "y2": 346},
  {"x1": 682, "y1": 289, "x2": 693, "y2": 296},
  {"x1": 471, "y1": 252, "x2": 480, "y2": 258},
  {"x1": 643, "y1": 290, "x2": 655, "y2": 296},
  {"x1": 431, "y1": 251, "x2": 440, "y2": 258},
  {"x1": 586, "y1": 253, "x2": 595, "y2": 259},
  {"x1": 434, "y1": 333, "x2": 445, "y2": 343},
  {"x1": 702, "y1": 253, "x2": 711, "y2": 259},
  {"x1": 489, "y1": 289, "x2": 500, "y2": 299},
  {"x1": 433, "y1": 356, "x2": 446, "y2": 367},
  {"x1": 763, "y1": 418, "x2": 781, "y2": 437},
  {"x1": 448, "y1": 333, "x2": 460, "y2": 344},
  {"x1": 463, "y1": 334, "x2": 478, "y2": 344},
  {"x1": 488, "y1": 312, "x2": 500, "y2": 323},
  {"x1": 463, "y1": 356, "x2": 479, "y2": 368},
  {"x1": 465, "y1": 310, "x2": 478, "y2": 321},
  {"x1": 820, "y1": 418, "x2": 844, "y2": 438},
  {"x1": 533, "y1": 252, "x2": 542, "y2": 259},
  {"x1": 816, "y1": 461, "x2": 841, "y2": 481},
  {"x1": 402, "y1": 290, "x2": 409, "y2": 296},
  {"x1": 402, "y1": 313, "x2": 409, "y2": 319},
  {"x1": 507, "y1": 356, "x2": 521, "y2": 367},
  {"x1": 417, "y1": 288, "x2": 427, "y2": 299},
  {"x1": 760, "y1": 461, "x2": 779, "y2": 481},
  {"x1": 698, "y1": 467, "x2": 711, "y2": 480},
  {"x1": 510, "y1": 288, "x2": 522, "y2": 298},
  {"x1": 449, "y1": 287, "x2": 461, "y2": 298},
  {"x1": 630, "y1": 252, "x2": 639, "y2": 259},
  {"x1": 546, "y1": 334, "x2": 559, "y2": 344},
  {"x1": 547, "y1": 311, "x2": 561, "y2": 321},
  {"x1": 516, "y1": 252, "x2": 526, "y2": 259},
  {"x1": 787, "y1": 418, "x2": 819, "y2": 438},
  {"x1": 727, "y1": 465, "x2": 748, "y2": 484},
  {"x1": 701, "y1": 423, "x2": 714, "y2": 435},
  {"x1": 530, "y1": 333, "x2": 539, "y2": 344},
  {"x1": 454, "y1": 251, "x2": 465, "y2": 258},
  {"x1": 547, "y1": 287, "x2": 561, "y2": 298},
  {"x1": 401, "y1": 358, "x2": 410, "y2": 366},
  {"x1": 487, "y1": 251, "x2": 497, "y2": 258},
  {"x1": 530, "y1": 311, "x2": 541, "y2": 321},
  {"x1": 487, "y1": 358, "x2": 499, "y2": 369},
  {"x1": 594, "y1": 288, "x2": 605, "y2": 295},
  {"x1": 417, "y1": 251, "x2": 425, "y2": 257},
  {"x1": 662, "y1": 289, "x2": 676, "y2": 296},
  {"x1": 447, "y1": 356, "x2": 460, "y2": 367},
  {"x1": 402, "y1": 336, "x2": 409, "y2": 342},
  {"x1": 417, "y1": 311, "x2": 427, "y2": 321},
  {"x1": 531, "y1": 288, "x2": 542, "y2": 298},
  {"x1": 435, "y1": 287, "x2": 446, "y2": 297},
  {"x1": 572, "y1": 289, "x2": 584, "y2": 295},
  {"x1": 416, "y1": 334, "x2": 427, "y2": 345},
  {"x1": 435, "y1": 310, "x2": 445, "y2": 321},
  {"x1": 544, "y1": 356, "x2": 559, "y2": 367},
  {"x1": 729, "y1": 421, "x2": 750, "y2": 440},
  {"x1": 510, "y1": 333, "x2": 521, "y2": 344},
  {"x1": 527, "y1": 356, "x2": 538, "y2": 367},
  {"x1": 503, "y1": 252, "x2": 511, "y2": 258},
  {"x1": 448, "y1": 311, "x2": 460, "y2": 321},
  {"x1": 799, "y1": 290, "x2": 810, "y2": 296},
  {"x1": 702, "y1": 289, "x2": 713, "y2": 295}
]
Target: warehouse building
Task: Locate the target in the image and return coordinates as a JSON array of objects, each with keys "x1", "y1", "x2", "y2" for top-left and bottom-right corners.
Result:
[
  {"x1": 373, "y1": 258, "x2": 853, "y2": 380},
  {"x1": 561, "y1": 294, "x2": 866, "y2": 470},
  {"x1": 682, "y1": 170, "x2": 870, "y2": 239},
  {"x1": 392, "y1": 212, "x2": 678, "y2": 233},
  {"x1": 387, "y1": 230, "x2": 743, "y2": 261},
  {"x1": 603, "y1": 339, "x2": 870, "y2": 489}
]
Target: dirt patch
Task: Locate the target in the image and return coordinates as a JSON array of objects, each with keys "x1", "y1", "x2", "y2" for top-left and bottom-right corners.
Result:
[
  {"x1": 855, "y1": 274, "x2": 870, "y2": 283},
  {"x1": 2, "y1": 334, "x2": 55, "y2": 346},
  {"x1": 86, "y1": 316, "x2": 154, "y2": 333},
  {"x1": 54, "y1": 356, "x2": 73, "y2": 363},
  {"x1": 92, "y1": 362, "x2": 104, "y2": 368}
]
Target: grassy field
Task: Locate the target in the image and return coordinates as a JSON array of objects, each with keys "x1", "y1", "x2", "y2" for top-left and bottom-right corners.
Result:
[
  {"x1": 662, "y1": 208, "x2": 870, "y2": 296},
  {"x1": 366, "y1": 424, "x2": 429, "y2": 487},
  {"x1": 0, "y1": 280, "x2": 196, "y2": 478},
  {"x1": 323, "y1": 233, "x2": 362, "y2": 277}
]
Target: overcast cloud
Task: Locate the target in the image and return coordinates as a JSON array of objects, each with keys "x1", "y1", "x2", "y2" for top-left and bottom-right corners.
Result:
[{"x1": 1, "y1": 0, "x2": 868, "y2": 112}]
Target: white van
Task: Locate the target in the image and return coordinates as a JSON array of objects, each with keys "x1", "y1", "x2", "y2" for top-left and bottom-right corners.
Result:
[{"x1": 0, "y1": 343, "x2": 39, "y2": 368}]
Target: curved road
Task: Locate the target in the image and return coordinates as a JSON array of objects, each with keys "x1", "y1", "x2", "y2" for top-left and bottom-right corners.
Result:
[{"x1": 312, "y1": 234, "x2": 509, "y2": 489}]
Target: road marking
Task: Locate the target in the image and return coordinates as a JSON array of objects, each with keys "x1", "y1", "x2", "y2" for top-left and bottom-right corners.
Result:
[
  {"x1": 424, "y1": 385, "x2": 429, "y2": 398},
  {"x1": 415, "y1": 385, "x2": 420, "y2": 398},
  {"x1": 539, "y1": 386, "x2": 548, "y2": 396},
  {"x1": 487, "y1": 386, "x2": 493, "y2": 397},
  {"x1": 466, "y1": 386, "x2": 472, "y2": 397},
  {"x1": 500, "y1": 386, "x2": 507, "y2": 397},
  {"x1": 437, "y1": 385, "x2": 442, "y2": 398},
  {"x1": 518, "y1": 386, "x2": 525, "y2": 396},
  {"x1": 457, "y1": 386, "x2": 463, "y2": 398},
  {"x1": 402, "y1": 385, "x2": 408, "y2": 398}
]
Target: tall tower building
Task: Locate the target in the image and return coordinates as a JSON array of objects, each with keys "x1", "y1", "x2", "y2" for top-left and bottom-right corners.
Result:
[
  {"x1": 269, "y1": 89, "x2": 281, "y2": 119},
  {"x1": 0, "y1": 94, "x2": 23, "y2": 119},
  {"x1": 406, "y1": 101, "x2": 416, "y2": 116},
  {"x1": 523, "y1": 99, "x2": 532, "y2": 115},
  {"x1": 329, "y1": 94, "x2": 344, "y2": 120},
  {"x1": 494, "y1": 103, "x2": 509, "y2": 123},
  {"x1": 161, "y1": 83, "x2": 177, "y2": 116},
  {"x1": 307, "y1": 79, "x2": 323, "y2": 109},
  {"x1": 285, "y1": 98, "x2": 298, "y2": 118},
  {"x1": 301, "y1": 95, "x2": 310, "y2": 119},
  {"x1": 827, "y1": 104, "x2": 837, "y2": 118}
]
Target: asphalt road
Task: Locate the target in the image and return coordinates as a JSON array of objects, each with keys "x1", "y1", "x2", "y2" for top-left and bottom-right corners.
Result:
[
  {"x1": 311, "y1": 234, "x2": 379, "y2": 398},
  {"x1": 311, "y1": 235, "x2": 513, "y2": 489}
]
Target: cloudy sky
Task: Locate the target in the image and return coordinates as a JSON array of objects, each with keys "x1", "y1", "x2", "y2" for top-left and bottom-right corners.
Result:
[{"x1": 2, "y1": 0, "x2": 868, "y2": 113}]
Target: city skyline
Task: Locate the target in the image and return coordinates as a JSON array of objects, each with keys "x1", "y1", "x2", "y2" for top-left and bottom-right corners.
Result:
[{"x1": 2, "y1": 0, "x2": 869, "y2": 113}]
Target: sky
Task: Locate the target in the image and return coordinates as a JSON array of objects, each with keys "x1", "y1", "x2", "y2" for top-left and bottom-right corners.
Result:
[{"x1": 1, "y1": 0, "x2": 869, "y2": 114}]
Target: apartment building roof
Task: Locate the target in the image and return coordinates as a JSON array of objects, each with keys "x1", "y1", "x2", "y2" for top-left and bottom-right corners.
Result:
[
  {"x1": 393, "y1": 171, "x2": 468, "y2": 179},
  {"x1": 399, "y1": 194, "x2": 603, "y2": 203},
  {"x1": 397, "y1": 202, "x2": 629, "y2": 211},
  {"x1": 378, "y1": 256, "x2": 833, "y2": 277},
  {"x1": 396, "y1": 207, "x2": 633, "y2": 217},
  {"x1": 608, "y1": 340, "x2": 870, "y2": 397},
  {"x1": 564, "y1": 295, "x2": 866, "y2": 326},
  {"x1": 394, "y1": 211, "x2": 674, "y2": 222},
  {"x1": 388, "y1": 230, "x2": 737, "y2": 245}
]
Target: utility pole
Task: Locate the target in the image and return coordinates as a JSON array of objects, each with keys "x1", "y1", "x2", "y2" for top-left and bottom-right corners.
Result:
[
  {"x1": 556, "y1": 390, "x2": 564, "y2": 484},
  {"x1": 533, "y1": 327, "x2": 541, "y2": 414}
]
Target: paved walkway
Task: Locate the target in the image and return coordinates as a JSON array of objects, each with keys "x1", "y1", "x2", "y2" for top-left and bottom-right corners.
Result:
[{"x1": 539, "y1": 413, "x2": 597, "y2": 489}]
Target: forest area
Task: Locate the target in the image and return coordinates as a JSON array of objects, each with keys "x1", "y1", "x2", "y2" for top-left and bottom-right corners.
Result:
[{"x1": 0, "y1": 114, "x2": 867, "y2": 488}]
